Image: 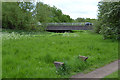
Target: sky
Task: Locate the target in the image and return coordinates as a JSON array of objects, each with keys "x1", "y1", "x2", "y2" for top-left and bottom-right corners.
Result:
[{"x1": 36, "y1": 0, "x2": 101, "y2": 19}]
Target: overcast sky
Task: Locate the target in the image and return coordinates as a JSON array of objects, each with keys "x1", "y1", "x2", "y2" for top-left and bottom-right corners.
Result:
[{"x1": 36, "y1": 0, "x2": 101, "y2": 19}]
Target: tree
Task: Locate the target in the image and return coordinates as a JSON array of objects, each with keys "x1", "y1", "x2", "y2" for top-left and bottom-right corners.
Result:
[
  {"x1": 97, "y1": 2, "x2": 120, "y2": 39},
  {"x1": 2, "y1": 2, "x2": 38, "y2": 30},
  {"x1": 36, "y1": 3, "x2": 73, "y2": 23},
  {"x1": 75, "y1": 18, "x2": 85, "y2": 22},
  {"x1": 36, "y1": 2, "x2": 52, "y2": 23},
  {"x1": 0, "y1": 1, "x2": 2, "y2": 28},
  {"x1": 2, "y1": 2, "x2": 74, "y2": 31}
]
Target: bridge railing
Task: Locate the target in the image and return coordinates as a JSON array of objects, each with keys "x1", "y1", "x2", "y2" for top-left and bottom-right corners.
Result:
[{"x1": 47, "y1": 23, "x2": 86, "y2": 26}]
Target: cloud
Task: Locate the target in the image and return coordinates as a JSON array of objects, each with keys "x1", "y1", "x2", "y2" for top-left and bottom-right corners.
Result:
[{"x1": 37, "y1": 0, "x2": 101, "y2": 19}]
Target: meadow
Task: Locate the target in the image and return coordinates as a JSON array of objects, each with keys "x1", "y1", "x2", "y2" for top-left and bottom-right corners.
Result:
[
  {"x1": 2, "y1": 29, "x2": 118, "y2": 78},
  {"x1": 101, "y1": 70, "x2": 119, "y2": 80}
]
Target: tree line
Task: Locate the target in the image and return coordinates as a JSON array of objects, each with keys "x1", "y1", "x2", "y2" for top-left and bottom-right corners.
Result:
[
  {"x1": 74, "y1": 18, "x2": 96, "y2": 23},
  {"x1": 2, "y1": 2, "x2": 74, "y2": 31},
  {"x1": 2, "y1": 2, "x2": 95, "y2": 31}
]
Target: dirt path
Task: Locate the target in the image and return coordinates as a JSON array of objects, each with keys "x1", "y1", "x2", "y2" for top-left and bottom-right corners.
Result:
[{"x1": 71, "y1": 60, "x2": 119, "y2": 79}]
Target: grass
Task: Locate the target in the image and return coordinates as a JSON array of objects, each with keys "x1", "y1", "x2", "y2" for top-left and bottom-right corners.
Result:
[
  {"x1": 101, "y1": 70, "x2": 119, "y2": 80},
  {"x1": 104, "y1": 70, "x2": 119, "y2": 78},
  {"x1": 2, "y1": 29, "x2": 118, "y2": 78},
  {"x1": 0, "y1": 30, "x2": 2, "y2": 79}
]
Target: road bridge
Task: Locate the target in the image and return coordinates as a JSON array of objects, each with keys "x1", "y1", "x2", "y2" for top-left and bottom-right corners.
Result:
[{"x1": 46, "y1": 25, "x2": 93, "y2": 32}]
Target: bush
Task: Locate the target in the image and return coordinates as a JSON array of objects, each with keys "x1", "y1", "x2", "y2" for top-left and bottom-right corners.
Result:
[
  {"x1": 93, "y1": 20, "x2": 101, "y2": 34},
  {"x1": 2, "y1": 2, "x2": 39, "y2": 31},
  {"x1": 96, "y1": 2, "x2": 120, "y2": 40}
]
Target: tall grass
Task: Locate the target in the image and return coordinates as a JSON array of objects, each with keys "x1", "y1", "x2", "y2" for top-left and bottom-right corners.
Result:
[{"x1": 2, "y1": 30, "x2": 118, "y2": 78}]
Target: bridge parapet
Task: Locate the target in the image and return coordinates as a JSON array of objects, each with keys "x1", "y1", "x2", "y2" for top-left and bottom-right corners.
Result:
[{"x1": 46, "y1": 25, "x2": 93, "y2": 30}]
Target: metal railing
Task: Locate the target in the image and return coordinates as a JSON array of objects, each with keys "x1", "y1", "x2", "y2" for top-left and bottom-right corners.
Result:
[{"x1": 47, "y1": 23, "x2": 85, "y2": 26}]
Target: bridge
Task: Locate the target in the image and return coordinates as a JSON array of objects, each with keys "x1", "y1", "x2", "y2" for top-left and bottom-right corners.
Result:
[
  {"x1": 46, "y1": 25, "x2": 93, "y2": 32},
  {"x1": 46, "y1": 25, "x2": 93, "y2": 30}
]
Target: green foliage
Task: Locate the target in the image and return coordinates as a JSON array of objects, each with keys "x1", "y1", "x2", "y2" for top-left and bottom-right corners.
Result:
[
  {"x1": 93, "y1": 20, "x2": 101, "y2": 34},
  {"x1": 36, "y1": 3, "x2": 73, "y2": 23},
  {"x1": 0, "y1": 1, "x2": 2, "y2": 26},
  {"x1": 75, "y1": 18, "x2": 85, "y2": 22},
  {"x1": 96, "y1": 2, "x2": 120, "y2": 39},
  {"x1": 2, "y1": 2, "x2": 38, "y2": 31},
  {"x1": 75, "y1": 17, "x2": 96, "y2": 23},
  {"x1": 2, "y1": 30, "x2": 118, "y2": 78},
  {"x1": 36, "y1": 2, "x2": 52, "y2": 23},
  {"x1": 102, "y1": 70, "x2": 119, "y2": 79},
  {"x1": 2, "y1": 2, "x2": 74, "y2": 31}
]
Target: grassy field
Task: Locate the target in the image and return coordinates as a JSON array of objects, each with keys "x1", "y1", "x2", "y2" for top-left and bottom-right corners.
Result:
[
  {"x1": 2, "y1": 30, "x2": 118, "y2": 78},
  {"x1": 104, "y1": 70, "x2": 119, "y2": 78},
  {"x1": 101, "y1": 70, "x2": 119, "y2": 80}
]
